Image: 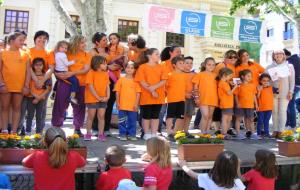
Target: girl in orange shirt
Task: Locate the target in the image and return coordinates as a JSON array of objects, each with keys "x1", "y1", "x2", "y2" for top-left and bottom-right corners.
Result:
[
  {"x1": 192, "y1": 57, "x2": 218, "y2": 134},
  {"x1": 85, "y1": 56, "x2": 110, "y2": 141},
  {"x1": 235, "y1": 69, "x2": 260, "y2": 140},
  {"x1": 108, "y1": 33, "x2": 126, "y2": 70},
  {"x1": 135, "y1": 48, "x2": 167, "y2": 140},
  {"x1": 0, "y1": 32, "x2": 30, "y2": 133},
  {"x1": 218, "y1": 68, "x2": 238, "y2": 139}
]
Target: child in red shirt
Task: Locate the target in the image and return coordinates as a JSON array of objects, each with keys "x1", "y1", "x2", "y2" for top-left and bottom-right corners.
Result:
[
  {"x1": 143, "y1": 137, "x2": 172, "y2": 190},
  {"x1": 96, "y1": 145, "x2": 131, "y2": 190},
  {"x1": 22, "y1": 127, "x2": 86, "y2": 190},
  {"x1": 242, "y1": 149, "x2": 277, "y2": 190}
]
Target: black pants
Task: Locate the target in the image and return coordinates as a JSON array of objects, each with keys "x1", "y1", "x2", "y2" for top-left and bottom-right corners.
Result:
[{"x1": 92, "y1": 78, "x2": 116, "y2": 132}]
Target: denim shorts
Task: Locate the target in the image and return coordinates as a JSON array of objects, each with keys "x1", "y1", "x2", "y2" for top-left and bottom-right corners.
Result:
[
  {"x1": 235, "y1": 108, "x2": 254, "y2": 118},
  {"x1": 86, "y1": 102, "x2": 107, "y2": 109},
  {"x1": 221, "y1": 108, "x2": 233, "y2": 115}
]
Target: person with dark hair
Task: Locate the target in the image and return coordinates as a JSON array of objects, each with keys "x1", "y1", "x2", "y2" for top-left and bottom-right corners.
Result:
[
  {"x1": 127, "y1": 34, "x2": 147, "y2": 66},
  {"x1": 284, "y1": 48, "x2": 300, "y2": 129},
  {"x1": 235, "y1": 49, "x2": 265, "y2": 87},
  {"x1": 179, "y1": 151, "x2": 245, "y2": 190},
  {"x1": 160, "y1": 45, "x2": 181, "y2": 73},
  {"x1": 241, "y1": 149, "x2": 278, "y2": 190},
  {"x1": 96, "y1": 145, "x2": 131, "y2": 190},
  {"x1": 214, "y1": 50, "x2": 237, "y2": 75},
  {"x1": 135, "y1": 48, "x2": 167, "y2": 140},
  {"x1": 22, "y1": 127, "x2": 86, "y2": 190}
]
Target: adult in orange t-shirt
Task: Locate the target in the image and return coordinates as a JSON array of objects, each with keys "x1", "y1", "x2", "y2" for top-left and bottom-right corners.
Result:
[
  {"x1": 114, "y1": 62, "x2": 141, "y2": 140},
  {"x1": 0, "y1": 32, "x2": 30, "y2": 133},
  {"x1": 192, "y1": 57, "x2": 218, "y2": 134},
  {"x1": 135, "y1": 48, "x2": 167, "y2": 140},
  {"x1": 160, "y1": 45, "x2": 182, "y2": 74},
  {"x1": 256, "y1": 73, "x2": 273, "y2": 137},
  {"x1": 52, "y1": 35, "x2": 90, "y2": 136},
  {"x1": 127, "y1": 34, "x2": 147, "y2": 66},
  {"x1": 235, "y1": 49, "x2": 265, "y2": 86},
  {"x1": 213, "y1": 50, "x2": 238, "y2": 76}
]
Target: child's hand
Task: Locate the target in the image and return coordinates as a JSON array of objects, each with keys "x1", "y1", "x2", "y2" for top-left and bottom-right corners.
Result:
[
  {"x1": 148, "y1": 85, "x2": 156, "y2": 93},
  {"x1": 186, "y1": 92, "x2": 192, "y2": 99},
  {"x1": 22, "y1": 87, "x2": 30, "y2": 95},
  {"x1": 102, "y1": 97, "x2": 109, "y2": 102},
  {"x1": 151, "y1": 91, "x2": 159, "y2": 98},
  {"x1": 32, "y1": 98, "x2": 39, "y2": 104},
  {"x1": 133, "y1": 104, "x2": 139, "y2": 112}
]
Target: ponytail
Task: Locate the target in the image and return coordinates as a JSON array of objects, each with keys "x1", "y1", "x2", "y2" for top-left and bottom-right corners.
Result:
[{"x1": 48, "y1": 137, "x2": 68, "y2": 168}]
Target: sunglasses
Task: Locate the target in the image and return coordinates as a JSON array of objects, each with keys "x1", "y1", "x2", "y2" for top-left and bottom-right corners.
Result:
[{"x1": 227, "y1": 56, "x2": 237, "y2": 59}]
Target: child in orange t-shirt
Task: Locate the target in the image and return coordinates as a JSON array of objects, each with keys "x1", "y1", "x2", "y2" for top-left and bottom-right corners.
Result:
[
  {"x1": 165, "y1": 56, "x2": 187, "y2": 137},
  {"x1": 256, "y1": 73, "x2": 273, "y2": 138},
  {"x1": 0, "y1": 32, "x2": 30, "y2": 133},
  {"x1": 84, "y1": 56, "x2": 110, "y2": 141},
  {"x1": 183, "y1": 56, "x2": 196, "y2": 133},
  {"x1": 135, "y1": 48, "x2": 167, "y2": 140},
  {"x1": 235, "y1": 69, "x2": 261, "y2": 140},
  {"x1": 26, "y1": 58, "x2": 52, "y2": 134},
  {"x1": 114, "y1": 61, "x2": 141, "y2": 141},
  {"x1": 192, "y1": 57, "x2": 218, "y2": 134},
  {"x1": 96, "y1": 145, "x2": 132, "y2": 190},
  {"x1": 217, "y1": 68, "x2": 238, "y2": 139}
]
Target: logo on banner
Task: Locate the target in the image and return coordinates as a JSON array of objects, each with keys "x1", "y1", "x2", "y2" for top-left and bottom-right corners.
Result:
[
  {"x1": 211, "y1": 15, "x2": 235, "y2": 39},
  {"x1": 181, "y1": 11, "x2": 206, "y2": 36},
  {"x1": 148, "y1": 6, "x2": 176, "y2": 32},
  {"x1": 239, "y1": 19, "x2": 261, "y2": 43}
]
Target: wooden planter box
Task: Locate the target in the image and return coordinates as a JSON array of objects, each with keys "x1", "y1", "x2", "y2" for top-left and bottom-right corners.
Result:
[
  {"x1": 0, "y1": 147, "x2": 87, "y2": 164},
  {"x1": 278, "y1": 141, "x2": 300, "y2": 157},
  {"x1": 178, "y1": 144, "x2": 224, "y2": 161}
]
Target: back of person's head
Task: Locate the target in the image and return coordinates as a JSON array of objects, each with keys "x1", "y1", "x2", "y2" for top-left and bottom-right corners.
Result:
[
  {"x1": 239, "y1": 69, "x2": 252, "y2": 80},
  {"x1": 34, "y1": 30, "x2": 49, "y2": 43},
  {"x1": 254, "y1": 149, "x2": 278, "y2": 178},
  {"x1": 44, "y1": 127, "x2": 68, "y2": 168},
  {"x1": 105, "y1": 145, "x2": 126, "y2": 167},
  {"x1": 209, "y1": 151, "x2": 239, "y2": 188},
  {"x1": 146, "y1": 137, "x2": 171, "y2": 168},
  {"x1": 127, "y1": 34, "x2": 146, "y2": 49},
  {"x1": 218, "y1": 67, "x2": 233, "y2": 81},
  {"x1": 171, "y1": 56, "x2": 184, "y2": 65},
  {"x1": 283, "y1": 48, "x2": 292, "y2": 57},
  {"x1": 90, "y1": 55, "x2": 106, "y2": 71},
  {"x1": 160, "y1": 45, "x2": 180, "y2": 61}
]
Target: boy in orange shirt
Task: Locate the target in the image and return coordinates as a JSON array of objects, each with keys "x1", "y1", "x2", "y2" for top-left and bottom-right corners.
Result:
[
  {"x1": 235, "y1": 69, "x2": 261, "y2": 140},
  {"x1": 256, "y1": 73, "x2": 273, "y2": 138},
  {"x1": 84, "y1": 56, "x2": 110, "y2": 141},
  {"x1": 114, "y1": 61, "x2": 141, "y2": 141},
  {"x1": 165, "y1": 56, "x2": 186, "y2": 138}
]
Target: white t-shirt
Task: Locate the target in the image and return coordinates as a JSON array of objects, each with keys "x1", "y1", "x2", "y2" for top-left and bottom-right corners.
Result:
[
  {"x1": 198, "y1": 173, "x2": 245, "y2": 190},
  {"x1": 55, "y1": 52, "x2": 75, "y2": 72}
]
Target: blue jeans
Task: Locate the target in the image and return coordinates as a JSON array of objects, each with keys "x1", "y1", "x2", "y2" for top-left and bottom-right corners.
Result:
[
  {"x1": 118, "y1": 110, "x2": 137, "y2": 137},
  {"x1": 286, "y1": 87, "x2": 300, "y2": 128},
  {"x1": 257, "y1": 111, "x2": 272, "y2": 135}
]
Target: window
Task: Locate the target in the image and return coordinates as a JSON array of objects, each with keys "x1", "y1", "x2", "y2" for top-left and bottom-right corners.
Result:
[
  {"x1": 283, "y1": 22, "x2": 293, "y2": 40},
  {"x1": 4, "y1": 9, "x2": 29, "y2": 34},
  {"x1": 284, "y1": 22, "x2": 292, "y2": 32},
  {"x1": 166, "y1": 32, "x2": 184, "y2": 47},
  {"x1": 267, "y1": 28, "x2": 274, "y2": 37},
  {"x1": 118, "y1": 19, "x2": 139, "y2": 42},
  {"x1": 65, "y1": 15, "x2": 81, "y2": 38}
]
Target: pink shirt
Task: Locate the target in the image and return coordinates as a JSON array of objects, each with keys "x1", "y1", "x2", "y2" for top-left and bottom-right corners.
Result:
[
  {"x1": 143, "y1": 163, "x2": 172, "y2": 190},
  {"x1": 23, "y1": 150, "x2": 86, "y2": 190},
  {"x1": 243, "y1": 169, "x2": 276, "y2": 190}
]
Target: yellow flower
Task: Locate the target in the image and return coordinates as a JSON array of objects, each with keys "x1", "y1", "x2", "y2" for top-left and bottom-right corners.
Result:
[
  {"x1": 72, "y1": 134, "x2": 80, "y2": 139},
  {"x1": 216, "y1": 134, "x2": 225, "y2": 139},
  {"x1": 174, "y1": 131, "x2": 186, "y2": 140},
  {"x1": 33, "y1": 134, "x2": 41, "y2": 139},
  {"x1": 282, "y1": 130, "x2": 294, "y2": 137},
  {"x1": 296, "y1": 128, "x2": 300, "y2": 134},
  {"x1": 24, "y1": 136, "x2": 31, "y2": 141},
  {"x1": 200, "y1": 134, "x2": 211, "y2": 139}
]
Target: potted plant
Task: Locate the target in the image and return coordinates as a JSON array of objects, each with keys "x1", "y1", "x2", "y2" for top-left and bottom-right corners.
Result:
[
  {"x1": 175, "y1": 131, "x2": 225, "y2": 161},
  {"x1": 278, "y1": 129, "x2": 300, "y2": 157},
  {"x1": 0, "y1": 133, "x2": 87, "y2": 164}
]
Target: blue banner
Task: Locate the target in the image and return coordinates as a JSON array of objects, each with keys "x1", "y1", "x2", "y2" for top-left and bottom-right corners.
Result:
[
  {"x1": 180, "y1": 11, "x2": 206, "y2": 36},
  {"x1": 239, "y1": 19, "x2": 262, "y2": 43}
]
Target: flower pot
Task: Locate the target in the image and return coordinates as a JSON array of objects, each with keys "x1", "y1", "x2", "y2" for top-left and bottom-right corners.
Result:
[
  {"x1": 178, "y1": 144, "x2": 224, "y2": 161},
  {"x1": 278, "y1": 141, "x2": 300, "y2": 157},
  {"x1": 0, "y1": 147, "x2": 87, "y2": 164}
]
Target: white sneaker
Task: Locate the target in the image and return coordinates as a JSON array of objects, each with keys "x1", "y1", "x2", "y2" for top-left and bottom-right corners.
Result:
[
  {"x1": 151, "y1": 132, "x2": 157, "y2": 138},
  {"x1": 143, "y1": 133, "x2": 152, "y2": 140},
  {"x1": 235, "y1": 133, "x2": 246, "y2": 140},
  {"x1": 250, "y1": 133, "x2": 262, "y2": 140}
]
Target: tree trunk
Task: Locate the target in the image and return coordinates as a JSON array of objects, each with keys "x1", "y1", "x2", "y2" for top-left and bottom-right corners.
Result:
[{"x1": 51, "y1": 0, "x2": 79, "y2": 36}]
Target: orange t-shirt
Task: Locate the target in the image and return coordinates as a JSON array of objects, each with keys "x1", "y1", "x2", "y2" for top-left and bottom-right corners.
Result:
[
  {"x1": 135, "y1": 63, "x2": 168, "y2": 105},
  {"x1": 1, "y1": 49, "x2": 29, "y2": 92},
  {"x1": 234, "y1": 83, "x2": 257, "y2": 108},
  {"x1": 258, "y1": 86, "x2": 273, "y2": 111},
  {"x1": 161, "y1": 59, "x2": 174, "y2": 75},
  {"x1": 29, "y1": 75, "x2": 51, "y2": 97},
  {"x1": 47, "y1": 51, "x2": 56, "y2": 67},
  {"x1": 28, "y1": 48, "x2": 50, "y2": 71},
  {"x1": 192, "y1": 72, "x2": 218, "y2": 107},
  {"x1": 214, "y1": 62, "x2": 236, "y2": 77},
  {"x1": 218, "y1": 80, "x2": 234, "y2": 109},
  {"x1": 68, "y1": 51, "x2": 91, "y2": 86},
  {"x1": 114, "y1": 77, "x2": 141, "y2": 111},
  {"x1": 85, "y1": 70, "x2": 110, "y2": 104},
  {"x1": 185, "y1": 72, "x2": 195, "y2": 95},
  {"x1": 235, "y1": 62, "x2": 265, "y2": 86},
  {"x1": 166, "y1": 71, "x2": 187, "y2": 103},
  {"x1": 127, "y1": 48, "x2": 147, "y2": 63},
  {"x1": 108, "y1": 45, "x2": 125, "y2": 79}
]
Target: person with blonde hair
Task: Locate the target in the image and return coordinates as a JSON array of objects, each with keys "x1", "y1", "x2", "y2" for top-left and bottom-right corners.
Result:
[
  {"x1": 22, "y1": 127, "x2": 86, "y2": 190},
  {"x1": 51, "y1": 35, "x2": 91, "y2": 136},
  {"x1": 143, "y1": 137, "x2": 172, "y2": 190}
]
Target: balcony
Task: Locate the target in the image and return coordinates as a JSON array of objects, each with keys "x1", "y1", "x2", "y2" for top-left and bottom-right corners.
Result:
[{"x1": 283, "y1": 29, "x2": 294, "y2": 40}]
